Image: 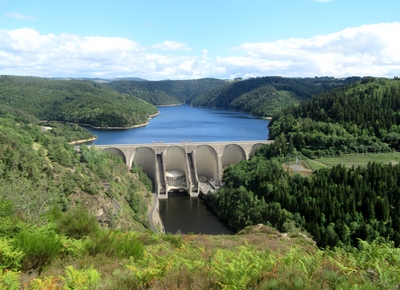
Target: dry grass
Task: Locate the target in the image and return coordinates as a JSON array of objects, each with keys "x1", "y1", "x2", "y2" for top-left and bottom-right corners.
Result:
[
  {"x1": 282, "y1": 160, "x2": 314, "y2": 177},
  {"x1": 186, "y1": 224, "x2": 317, "y2": 253}
]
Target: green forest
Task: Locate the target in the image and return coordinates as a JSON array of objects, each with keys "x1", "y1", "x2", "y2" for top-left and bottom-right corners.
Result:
[
  {"x1": 2, "y1": 75, "x2": 400, "y2": 288},
  {"x1": 107, "y1": 78, "x2": 227, "y2": 105},
  {"x1": 0, "y1": 76, "x2": 158, "y2": 128}
]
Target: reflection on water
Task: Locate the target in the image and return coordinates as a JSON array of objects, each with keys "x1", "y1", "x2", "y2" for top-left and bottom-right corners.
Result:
[{"x1": 159, "y1": 192, "x2": 235, "y2": 235}]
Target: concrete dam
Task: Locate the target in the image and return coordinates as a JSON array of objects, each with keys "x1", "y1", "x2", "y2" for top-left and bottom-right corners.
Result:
[{"x1": 95, "y1": 140, "x2": 274, "y2": 198}]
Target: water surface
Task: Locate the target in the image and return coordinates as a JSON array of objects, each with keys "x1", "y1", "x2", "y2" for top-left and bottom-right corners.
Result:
[
  {"x1": 159, "y1": 192, "x2": 235, "y2": 235},
  {"x1": 87, "y1": 104, "x2": 269, "y2": 144}
]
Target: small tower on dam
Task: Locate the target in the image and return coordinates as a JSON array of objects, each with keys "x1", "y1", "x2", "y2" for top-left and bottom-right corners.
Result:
[{"x1": 95, "y1": 140, "x2": 273, "y2": 198}]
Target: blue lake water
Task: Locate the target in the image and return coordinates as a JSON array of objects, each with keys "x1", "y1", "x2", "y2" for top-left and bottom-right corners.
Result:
[{"x1": 86, "y1": 104, "x2": 270, "y2": 144}]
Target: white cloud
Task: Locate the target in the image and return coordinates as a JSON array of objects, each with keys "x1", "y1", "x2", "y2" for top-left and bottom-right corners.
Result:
[
  {"x1": 150, "y1": 40, "x2": 191, "y2": 51},
  {"x1": 0, "y1": 23, "x2": 399, "y2": 80},
  {"x1": 314, "y1": 0, "x2": 332, "y2": 2},
  {"x1": 224, "y1": 22, "x2": 400, "y2": 78}
]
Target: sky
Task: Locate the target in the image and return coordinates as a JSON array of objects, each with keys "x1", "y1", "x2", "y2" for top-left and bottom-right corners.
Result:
[{"x1": 0, "y1": 0, "x2": 399, "y2": 80}]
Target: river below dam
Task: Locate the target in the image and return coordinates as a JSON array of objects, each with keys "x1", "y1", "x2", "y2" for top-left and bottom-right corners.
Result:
[{"x1": 86, "y1": 104, "x2": 270, "y2": 234}]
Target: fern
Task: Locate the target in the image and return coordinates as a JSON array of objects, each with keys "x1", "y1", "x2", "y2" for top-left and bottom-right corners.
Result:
[
  {"x1": 27, "y1": 276, "x2": 63, "y2": 290},
  {"x1": 64, "y1": 265, "x2": 101, "y2": 290},
  {"x1": 211, "y1": 245, "x2": 274, "y2": 289},
  {"x1": 0, "y1": 238, "x2": 24, "y2": 271},
  {"x1": 0, "y1": 269, "x2": 20, "y2": 290}
]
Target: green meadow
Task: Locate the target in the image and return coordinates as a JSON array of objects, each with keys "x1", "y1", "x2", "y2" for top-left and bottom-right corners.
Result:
[{"x1": 305, "y1": 152, "x2": 400, "y2": 170}]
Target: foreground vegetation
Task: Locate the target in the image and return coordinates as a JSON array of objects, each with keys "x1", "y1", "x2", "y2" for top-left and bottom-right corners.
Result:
[{"x1": 2, "y1": 216, "x2": 400, "y2": 289}]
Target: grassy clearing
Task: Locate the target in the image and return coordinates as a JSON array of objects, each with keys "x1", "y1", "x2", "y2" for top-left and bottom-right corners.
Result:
[
  {"x1": 282, "y1": 160, "x2": 315, "y2": 177},
  {"x1": 284, "y1": 152, "x2": 400, "y2": 172},
  {"x1": 283, "y1": 152, "x2": 400, "y2": 176},
  {"x1": 312, "y1": 152, "x2": 400, "y2": 168}
]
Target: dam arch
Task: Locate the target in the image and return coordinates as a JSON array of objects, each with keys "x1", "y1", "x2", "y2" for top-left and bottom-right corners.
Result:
[
  {"x1": 164, "y1": 146, "x2": 188, "y2": 191},
  {"x1": 250, "y1": 143, "x2": 266, "y2": 157},
  {"x1": 131, "y1": 147, "x2": 157, "y2": 189},
  {"x1": 102, "y1": 147, "x2": 126, "y2": 164},
  {"x1": 194, "y1": 145, "x2": 219, "y2": 180},
  {"x1": 221, "y1": 144, "x2": 246, "y2": 169}
]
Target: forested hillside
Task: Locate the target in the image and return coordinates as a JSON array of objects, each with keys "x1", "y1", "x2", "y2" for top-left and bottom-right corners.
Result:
[
  {"x1": 209, "y1": 77, "x2": 400, "y2": 248},
  {"x1": 107, "y1": 78, "x2": 227, "y2": 105},
  {"x1": 0, "y1": 75, "x2": 158, "y2": 128},
  {"x1": 191, "y1": 76, "x2": 361, "y2": 117},
  {"x1": 269, "y1": 77, "x2": 400, "y2": 157},
  {"x1": 0, "y1": 105, "x2": 151, "y2": 228}
]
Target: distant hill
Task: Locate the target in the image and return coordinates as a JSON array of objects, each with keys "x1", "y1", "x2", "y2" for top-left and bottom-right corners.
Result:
[
  {"x1": 0, "y1": 75, "x2": 157, "y2": 128},
  {"x1": 51, "y1": 77, "x2": 147, "y2": 82},
  {"x1": 0, "y1": 74, "x2": 363, "y2": 128},
  {"x1": 191, "y1": 76, "x2": 362, "y2": 117},
  {"x1": 107, "y1": 76, "x2": 361, "y2": 117},
  {"x1": 107, "y1": 78, "x2": 227, "y2": 105}
]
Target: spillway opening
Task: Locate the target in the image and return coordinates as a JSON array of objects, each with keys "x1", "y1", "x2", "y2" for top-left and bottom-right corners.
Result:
[
  {"x1": 168, "y1": 189, "x2": 189, "y2": 196},
  {"x1": 166, "y1": 170, "x2": 186, "y2": 187}
]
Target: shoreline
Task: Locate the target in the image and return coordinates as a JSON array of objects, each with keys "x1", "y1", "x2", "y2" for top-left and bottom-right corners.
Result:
[
  {"x1": 157, "y1": 103, "x2": 184, "y2": 107},
  {"x1": 68, "y1": 137, "x2": 97, "y2": 145},
  {"x1": 148, "y1": 193, "x2": 165, "y2": 234},
  {"x1": 80, "y1": 111, "x2": 160, "y2": 130}
]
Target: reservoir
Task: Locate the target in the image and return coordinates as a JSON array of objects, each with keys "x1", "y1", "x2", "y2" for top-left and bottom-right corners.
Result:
[
  {"x1": 86, "y1": 105, "x2": 270, "y2": 234},
  {"x1": 87, "y1": 104, "x2": 269, "y2": 145}
]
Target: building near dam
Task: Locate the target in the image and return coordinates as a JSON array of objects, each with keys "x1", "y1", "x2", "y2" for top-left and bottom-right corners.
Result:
[{"x1": 95, "y1": 140, "x2": 273, "y2": 198}]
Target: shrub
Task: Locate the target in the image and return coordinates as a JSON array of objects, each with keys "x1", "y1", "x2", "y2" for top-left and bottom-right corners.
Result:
[
  {"x1": 88, "y1": 231, "x2": 144, "y2": 260},
  {"x1": 161, "y1": 233, "x2": 183, "y2": 248},
  {"x1": 55, "y1": 206, "x2": 100, "y2": 239},
  {"x1": 0, "y1": 199, "x2": 14, "y2": 218},
  {"x1": 13, "y1": 227, "x2": 63, "y2": 273},
  {"x1": 0, "y1": 216, "x2": 27, "y2": 237},
  {"x1": 60, "y1": 237, "x2": 89, "y2": 258}
]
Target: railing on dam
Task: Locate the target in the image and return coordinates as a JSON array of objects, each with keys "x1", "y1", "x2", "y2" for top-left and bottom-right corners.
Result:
[{"x1": 94, "y1": 140, "x2": 274, "y2": 198}]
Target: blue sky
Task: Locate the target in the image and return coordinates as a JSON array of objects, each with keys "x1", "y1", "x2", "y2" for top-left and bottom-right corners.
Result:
[{"x1": 0, "y1": 0, "x2": 399, "y2": 80}]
